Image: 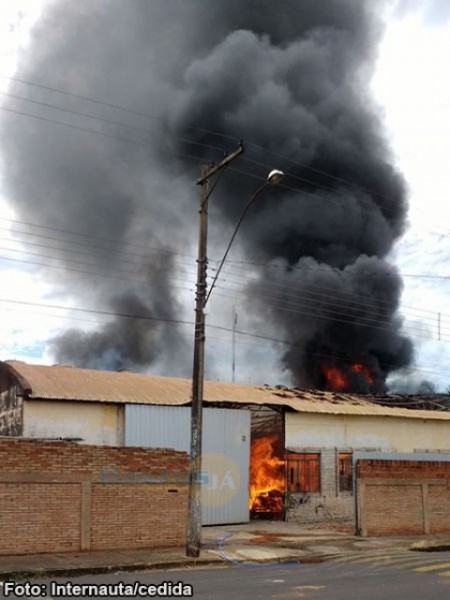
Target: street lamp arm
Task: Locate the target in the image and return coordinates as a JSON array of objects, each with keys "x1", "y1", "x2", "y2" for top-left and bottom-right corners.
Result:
[{"x1": 205, "y1": 181, "x2": 269, "y2": 306}]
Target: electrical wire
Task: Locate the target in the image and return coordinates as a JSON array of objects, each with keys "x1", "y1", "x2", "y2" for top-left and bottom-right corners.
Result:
[
  {"x1": 0, "y1": 297, "x2": 448, "y2": 379},
  {"x1": 0, "y1": 254, "x2": 195, "y2": 292},
  {"x1": 1, "y1": 214, "x2": 447, "y2": 323},
  {"x1": 0, "y1": 233, "x2": 198, "y2": 275},
  {"x1": 0, "y1": 90, "x2": 229, "y2": 156},
  {"x1": 2, "y1": 81, "x2": 450, "y2": 356},
  {"x1": 207, "y1": 268, "x2": 450, "y2": 331},
  {"x1": 2, "y1": 76, "x2": 404, "y2": 208},
  {"x1": 5, "y1": 74, "x2": 450, "y2": 250},
  {"x1": 211, "y1": 289, "x2": 450, "y2": 344},
  {"x1": 0, "y1": 218, "x2": 198, "y2": 261},
  {"x1": 208, "y1": 262, "x2": 450, "y2": 319},
  {"x1": 1, "y1": 240, "x2": 449, "y2": 341},
  {"x1": 1, "y1": 246, "x2": 448, "y2": 343},
  {"x1": 1, "y1": 93, "x2": 448, "y2": 244},
  {"x1": 0, "y1": 82, "x2": 417, "y2": 226}
]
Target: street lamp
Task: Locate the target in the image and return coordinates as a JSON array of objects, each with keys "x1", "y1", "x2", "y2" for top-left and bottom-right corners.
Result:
[
  {"x1": 186, "y1": 151, "x2": 284, "y2": 558},
  {"x1": 206, "y1": 169, "x2": 285, "y2": 305}
]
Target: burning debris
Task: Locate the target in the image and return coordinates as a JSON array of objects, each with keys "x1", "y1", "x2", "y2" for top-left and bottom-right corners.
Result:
[
  {"x1": 0, "y1": 1, "x2": 412, "y2": 390},
  {"x1": 250, "y1": 434, "x2": 285, "y2": 516}
]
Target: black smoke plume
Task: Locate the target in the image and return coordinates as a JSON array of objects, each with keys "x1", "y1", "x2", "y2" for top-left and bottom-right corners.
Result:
[{"x1": 0, "y1": 0, "x2": 412, "y2": 388}]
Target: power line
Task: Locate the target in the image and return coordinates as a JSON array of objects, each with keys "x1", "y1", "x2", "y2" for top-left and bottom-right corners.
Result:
[
  {"x1": 0, "y1": 105, "x2": 217, "y2": 173},
  {"x1": 211, "y1": 289, "x2": 450, "y2": 344},
  {"x1": 0, "y1": 78, "x2": 406, "y2": 226},
  {"x1": 0, "y1": 254, "x2": 196, "y2": 293},
  {"x1": 212, "y1": 281, "x2": 450, "y2": 337},
  {"x1": 2, "y1": 241, "x2": 448, "y2": 341},
  {"x1": 1, "y1": 213, "x2": 449, "y2": 336},
  {"x1": 208, "y1": 265, "x2": 450, "y2": 322},
  {"x1": 0, "y1": 94, "x2": 440, "y2": 235},
  {"x1": 0, "y1": 297, "x2": 193, "y2": 326},
  {"x1": 0, "y1": 90, "x2": 156, "y2": 136},
  {"x1": 1, "y1": 213, "x2": 448, "y2": 322},
  {"x1": 0, "y1": 218, "x2": 198, "y2": 261},
  {"x1": 0, "y1": 90, "x2": 229, "y2": 156},
  {"x1": 2, "y1": 247, "x2": 447, "y2": 346},
  {"x1": 0, "y1": 233, "x2": 198, "y2": 274},
  {"x1": 1, "y1": 97, "x2": 401, "y2": 231},
  {"x1": 0, "y1": 296, "x2": 447, "y2": 380},
  {"x1": 3, "y1": 75, "x2": 402, "y2": 206},
  {"x1": 0, "y1": 302, "x2": 272, "y2": 350},
  {"x1": 2, "y1": 83, "x2": 450, "y2": 339},
  {"x1": 1, "y1": 230, "x2": 422, "y2": 323},
  {"x1": 0, "y1": 245, "x2": 196, "y2": 286},
  {"x1": 0, "y1": 105, "x2": 150, "y2": 147},
  {"x1": 216, "y1": 257, "x2": 450, "y2": 283},
  {"x1": 2, "y1": 235, "x2": 450, "y2": 340},
  {"x1": 1, "y1": 211, "x2": 442, "y2": 323},
  {"x1": 5, "y1": 75, "x2": 450, "y2": 247}
]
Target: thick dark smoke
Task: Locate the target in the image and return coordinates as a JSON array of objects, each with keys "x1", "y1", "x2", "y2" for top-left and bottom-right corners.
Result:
[{"x1": 0, "y1": 0, "x2": 412, "y2": 389}]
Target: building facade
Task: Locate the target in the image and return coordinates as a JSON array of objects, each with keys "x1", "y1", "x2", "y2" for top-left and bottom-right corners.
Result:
[{"x1": 2, "y1": 359, "x2": 450, "y2": 528}]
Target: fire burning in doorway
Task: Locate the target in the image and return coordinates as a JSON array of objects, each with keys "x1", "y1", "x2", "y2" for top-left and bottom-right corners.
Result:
[{"x1": 249, "y1": 434, "x2": 285, "y2": 519}]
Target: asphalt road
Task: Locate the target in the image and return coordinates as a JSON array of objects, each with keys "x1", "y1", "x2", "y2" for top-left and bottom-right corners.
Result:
[{"x1": 2, "y1": 560, "x2": 450, "y2": 600}]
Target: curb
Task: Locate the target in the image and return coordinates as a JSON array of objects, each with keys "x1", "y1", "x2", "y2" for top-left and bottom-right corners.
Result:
[
  {"x1": 0, "y1": 554, "x2": 325, "y2": 581},
  {"x1": 0, "y1": 559, "x2": 221, "y2": 581}
]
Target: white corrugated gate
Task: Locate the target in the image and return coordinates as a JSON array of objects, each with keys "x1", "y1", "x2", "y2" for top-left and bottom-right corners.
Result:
[{"x1": 125, "y1": 405, "x2": 250, "y2": 525}]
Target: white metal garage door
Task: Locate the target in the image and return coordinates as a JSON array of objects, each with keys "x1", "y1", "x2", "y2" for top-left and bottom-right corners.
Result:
[{"x1": 125, "y1": 405, "x2": 250, "y2": 525}]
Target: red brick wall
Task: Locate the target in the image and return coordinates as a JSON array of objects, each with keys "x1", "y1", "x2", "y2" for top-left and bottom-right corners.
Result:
[
  {"x1": 357, "y1": 459, "x2": 450, "y2": 536},
  {"x1": 0, "y1": 439, "x2": 189, "y2": 555},
  {"x1": 357, "y1": 459, "x2": 450, "y2": 481}
]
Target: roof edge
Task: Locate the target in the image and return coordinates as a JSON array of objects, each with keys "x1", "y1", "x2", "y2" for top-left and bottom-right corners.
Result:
[{"x1": 1, "y1": 361, "x2": 33, "y2": 396}]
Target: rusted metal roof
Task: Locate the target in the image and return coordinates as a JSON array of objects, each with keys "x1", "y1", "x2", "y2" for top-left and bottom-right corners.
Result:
[{"x1": 3, "y1": 360, "x2": 450, "y2": 421}]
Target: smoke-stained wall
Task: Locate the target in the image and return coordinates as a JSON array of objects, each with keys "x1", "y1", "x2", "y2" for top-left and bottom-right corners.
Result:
[{"x1": 0, "y1": 1, "x2": 412, "y2": 390}]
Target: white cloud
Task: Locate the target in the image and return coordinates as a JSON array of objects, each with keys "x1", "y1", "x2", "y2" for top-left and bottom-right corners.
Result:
[
  {"x1": 373, "y1": 8, "x2": 450, "y2": 390},
  {"x1": 0, "y1": 0, "x2": 47, "y2": 84}
]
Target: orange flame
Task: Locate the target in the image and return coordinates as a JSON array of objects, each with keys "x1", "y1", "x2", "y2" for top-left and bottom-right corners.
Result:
[
  {"x1": 322, "y1": 362, "x2": 374, "y2": 391},
  {"x1": 249, "y1": 435, "x2": 285, "y2": 513},
  {"x1": 351, "y1": 362, "x2": 374, "y2": 384},
  {"x1": 322, "y1": 366, "x2": 348, "y2": 390}
]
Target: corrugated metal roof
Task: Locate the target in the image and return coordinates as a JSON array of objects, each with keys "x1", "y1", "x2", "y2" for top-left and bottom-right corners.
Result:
[{"x1": 3, "y1": 360, "x2": 450, "y2": 421}]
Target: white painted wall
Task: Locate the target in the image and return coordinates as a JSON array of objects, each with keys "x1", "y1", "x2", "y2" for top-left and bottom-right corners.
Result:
[
  {"x1": 286, "y1": 413, "x2": 450, "y2": 453},
  {"x1": 23, "y1": 400, "x2": 124, "y2": 445}
]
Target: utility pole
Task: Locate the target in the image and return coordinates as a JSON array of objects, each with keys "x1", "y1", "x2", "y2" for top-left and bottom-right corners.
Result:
[
  {"x1": 232, "y1": 308, "x2": 237, "y2": 383},
  {"x1": 186, "y1": 144, "x2": 244, "y2": 558}
]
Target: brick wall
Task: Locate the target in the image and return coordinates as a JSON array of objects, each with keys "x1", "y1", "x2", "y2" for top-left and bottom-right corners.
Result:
[
  {"x1": 357, "y1": 459, "x2": 450, "y2": 536},
  {"x1": 0, "y1": 439, "x2": 189, "y2": 555}
]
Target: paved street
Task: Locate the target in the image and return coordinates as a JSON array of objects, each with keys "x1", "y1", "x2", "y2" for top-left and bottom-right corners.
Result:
[
  {"x1": 3, "y1": 555, "x2": 450, "y2": 600},
  {"x1": 329, "y1": 549, "x2": 450, "y2": 574}
]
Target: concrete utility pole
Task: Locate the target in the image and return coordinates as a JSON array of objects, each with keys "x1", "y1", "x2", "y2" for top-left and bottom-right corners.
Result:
[
  {"x1": 186, "y1": 148, "x2": 284, "y2": 558},
  {"x1": 186, "y1": 144, "x2": 244, "y2": 558},
  {"x1": 232, "y1": 308, "x2": 237, "y2": 383}
]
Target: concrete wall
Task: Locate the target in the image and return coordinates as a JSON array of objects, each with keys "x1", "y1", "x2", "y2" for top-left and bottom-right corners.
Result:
[
  {"x1": 285, "y1": 413, "x2": 450, "y2": 453},
  {"x1": 23, "y1": 400, "x2": 124, "y2": 444},
  {"x1": 0, "y1": 369, "x2": 22, "y2": 436},
  {"x1": 357, "y1": 459, "x2": 450, "y2": 536},
  {"x1": 0, "y1": 439, "x2": 188, "y2": 555},
  {"x1": 285, "y1": 448, "x2": 354, "y2": 524}
]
